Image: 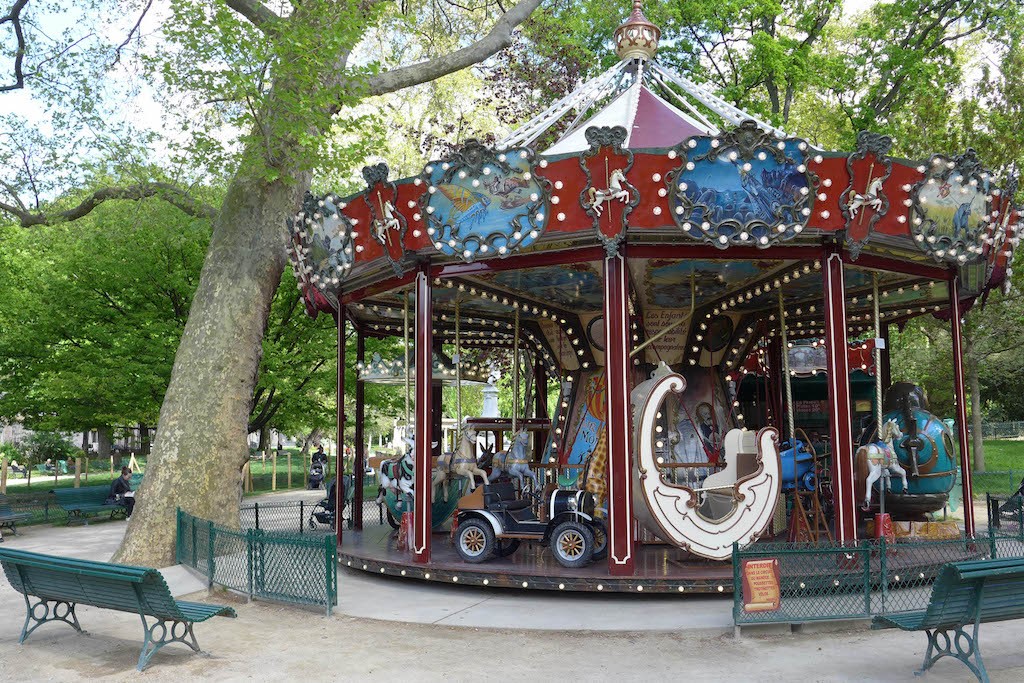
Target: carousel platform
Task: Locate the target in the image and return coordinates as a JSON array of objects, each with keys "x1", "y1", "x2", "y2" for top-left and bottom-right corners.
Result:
[
  {"x1": 338, "y1": 524, "x2": 734, "y2": 594},
  {"x1": 338, "y1": 521, "x2": 985, "y2": 596}
]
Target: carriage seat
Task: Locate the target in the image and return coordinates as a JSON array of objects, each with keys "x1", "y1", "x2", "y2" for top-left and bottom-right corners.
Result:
[
  {"x1": 482, "y1": 483, "x2": 531, "y2": 511},
  {"x1": 700, "y1": 429, "x2": 760, "y2": 521}
]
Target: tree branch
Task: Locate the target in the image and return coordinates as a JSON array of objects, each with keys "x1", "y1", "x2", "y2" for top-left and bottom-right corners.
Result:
[
  {"x1": 0, "y1": 0, "x2": 29, "y2": 93},
  {"x1": 364, "y1": 0, "x2": 541, "y2": 97},
  {"x1": 110, "y1": 0, "x2": 153, "y2": 67},
  {"x1": 225, "y1": 0, "x2": 281, "y2": 34},
  {"x1": 0, "y1": 182, "x2": 217, "y2": 227}
]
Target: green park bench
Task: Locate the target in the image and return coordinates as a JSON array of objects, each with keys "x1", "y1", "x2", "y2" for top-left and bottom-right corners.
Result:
[
  {"x1": 34, "y1": 461, "x2": 69, "y2": 475},
  {"x1": 52, "y1": 485, "x2": 127, "y2": 523},
  {"x1": 0, "y1": 493, "x2": 32, "y2": 536},
  {"x1": 0, "y1": 548, "x2": 236, "y2": 670},
  {"x1": 872, "y1": 557, "x2": 1024, "y2": 682},
  {"x1": 51, "y1": 474, "x2": 144, "y2": 524}
]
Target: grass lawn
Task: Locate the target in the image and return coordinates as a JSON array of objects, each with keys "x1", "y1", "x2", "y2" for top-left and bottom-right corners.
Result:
[
  {"x1": 970, "y1": 440, "x2": 1024, "y2": 496},
  {"x1": 975, "y1": 440, "x2": 1024, "y2": 471}
]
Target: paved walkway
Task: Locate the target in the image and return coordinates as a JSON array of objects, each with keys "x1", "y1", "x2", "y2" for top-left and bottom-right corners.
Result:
[{"x1": 1, "y1": 495, "x2": 1023, "y2": 681}]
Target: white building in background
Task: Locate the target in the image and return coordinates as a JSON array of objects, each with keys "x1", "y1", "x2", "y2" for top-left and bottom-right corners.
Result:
[{"x1": 0, "y1": 422, "x2": 29, "y2": 446}]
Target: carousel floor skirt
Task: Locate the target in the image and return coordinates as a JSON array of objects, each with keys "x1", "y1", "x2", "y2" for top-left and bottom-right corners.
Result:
[
  {"x1": 337, "y1": 524, "x2": 982, "y2": 595},
  {"x1": 338, "y1": 524, "x2": 734, "y2": 593}
]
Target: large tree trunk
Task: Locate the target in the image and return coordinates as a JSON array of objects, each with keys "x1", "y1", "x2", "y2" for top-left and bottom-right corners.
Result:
[
  {"x1": 114, "y1": 169, "x2": 306, "y2": 567},
  {"x1": 966, "y1": 337, "x2": 985, "y2": 472},
  {"x1": 96, "y1": 426, "x2": 112, "y2": 460}
]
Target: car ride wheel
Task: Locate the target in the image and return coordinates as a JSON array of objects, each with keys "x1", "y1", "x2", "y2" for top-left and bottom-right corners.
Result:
[
  {"x1": 495, "y1": 539, "x2": 521, "y2": 558},
  {"x1": 590, "y1": 520, "x2": 608, "y2": 560},
  {"x1": 551, "y1": 520, "x2": 594, "y2": 568},
  {"x1": 455, "y1": 519, "x2": 495, "y2": 563}
]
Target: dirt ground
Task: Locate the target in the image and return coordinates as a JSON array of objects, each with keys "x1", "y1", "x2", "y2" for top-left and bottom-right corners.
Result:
[{"x1": 1, "y1": 498, "x2": 1021, "y2": 681}]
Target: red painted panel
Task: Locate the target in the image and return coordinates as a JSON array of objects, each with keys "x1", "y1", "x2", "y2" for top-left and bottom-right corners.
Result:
[
  {"x1": 348, "y1": 194, "x2": 383, "y2": 262},
  {"x1": 540, "y1": 157, "x2": 589, "y2": 234},
  {"x1": 626, "y1": 153, "x2": 682, "y2": 229},
  {"x1": 396, "y1": 182, "x2": 431, "y2": 251},
  {"x1": 807, "y1": 155, "x2": 848, "y2": 232}
]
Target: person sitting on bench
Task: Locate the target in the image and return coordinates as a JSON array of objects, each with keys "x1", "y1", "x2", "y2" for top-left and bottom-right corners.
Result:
[{"x1": 106, "y1": 467, "x2": 136, "y2": 518}]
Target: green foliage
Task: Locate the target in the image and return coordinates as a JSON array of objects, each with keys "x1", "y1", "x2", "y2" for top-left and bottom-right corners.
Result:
[
  {"x1": 0, "y1": 198, "x2": 210, "y2": 431},
  {"x1": 22, "y1": 431, "x2": 77, "y2": 464}
]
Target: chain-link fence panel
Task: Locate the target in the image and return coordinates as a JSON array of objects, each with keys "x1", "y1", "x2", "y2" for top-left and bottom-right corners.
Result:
[
  {"x1": 732, "y1": 541, "x2": 874, "y2": 625},
  {"x1": 733, "y1": 527, "x2": 1024, "y2": 626},
  {"x1": 175, "y1": 509, "x2": 337, "y2": 615}
]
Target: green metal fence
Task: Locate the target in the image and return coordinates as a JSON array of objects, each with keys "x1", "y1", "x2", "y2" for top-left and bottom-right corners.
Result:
[
  {"x1": 175, "y1": 508, "x2": 337, "y2": 616},
  {"x1": 732, "y1": 530, "x2": 1024, "y2": 626},
  {"x1": 972, "y1": 470, "x2": 1022, "y2": 496}
]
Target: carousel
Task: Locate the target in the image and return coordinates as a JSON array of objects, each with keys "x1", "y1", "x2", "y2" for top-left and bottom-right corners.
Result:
[{"x1": 286, "y1": 3, "x2": 1021, "y2": 592}]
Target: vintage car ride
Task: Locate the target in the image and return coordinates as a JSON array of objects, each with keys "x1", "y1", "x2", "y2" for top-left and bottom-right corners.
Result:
[{"x1": 452, "y1": 483, "x2": 607, "y2": 568}]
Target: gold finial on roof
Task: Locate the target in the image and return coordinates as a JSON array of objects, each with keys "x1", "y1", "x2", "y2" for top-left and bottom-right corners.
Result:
[{"x1": 614, "y1": 1, "x2": 660, "y2": 61}]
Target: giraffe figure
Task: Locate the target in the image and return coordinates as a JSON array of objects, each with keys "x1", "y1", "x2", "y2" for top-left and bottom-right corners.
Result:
[{"x1": 577, "y1": 430, "x2": 609, "y2": 517}]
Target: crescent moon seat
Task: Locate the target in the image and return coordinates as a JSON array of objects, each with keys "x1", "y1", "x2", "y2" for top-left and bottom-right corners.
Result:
[{"x1": 631, "y1": 363, "x2": 782, "y2": 561}]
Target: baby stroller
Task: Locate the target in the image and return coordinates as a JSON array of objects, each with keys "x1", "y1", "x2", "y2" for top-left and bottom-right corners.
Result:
[
  {"x1": 308, "y1": 461, "x2": 326, "y2": 489},
  {"x1": 308, "y1": 476, "x2": 352, "y2": 530}
]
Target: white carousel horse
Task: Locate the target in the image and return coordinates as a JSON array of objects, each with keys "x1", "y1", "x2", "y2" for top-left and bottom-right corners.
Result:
[
  {"x1": 586, "y1": 168, "x2": 629, "y2": 216},
  {"x1": 630, "y1": 362, "x2": 781, "y2": 561},
  {"x1": 858, "y1": 419, "x2": 909, "y2": 508},
  {"x1": 376, "y1": 434, "x2": 415, "y2": 502},
  {"x1": 432, "y1": 426, "x2": 490, "y2": 501},
  {"x1": 374, "y1": 199, "x2": 402, "y2": 245},
  {"x1": 490, "y1": 428, "x2": 539, "y2": 491},
  {"x1": 847, "y1": 176, "x2": 884, "y2": 217}
]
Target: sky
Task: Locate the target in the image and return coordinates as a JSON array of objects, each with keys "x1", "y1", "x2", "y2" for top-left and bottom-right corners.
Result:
[{"x1": 0, "y1": 0, "x2": 889, "y2": 192}]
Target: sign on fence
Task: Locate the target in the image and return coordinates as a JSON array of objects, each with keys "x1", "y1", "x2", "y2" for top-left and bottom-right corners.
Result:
[{"x1": 741, "y1": 558, "x2": 781, "y2": 613}]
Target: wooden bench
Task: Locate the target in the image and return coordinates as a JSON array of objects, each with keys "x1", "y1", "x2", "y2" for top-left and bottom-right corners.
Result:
[
  {"x1": 872, "y1": 557, "x2": 1024, "y2": 682},
  {"x1": 52, "y1": 485, "x2": 127, "y2": 523},
  {"x1": 0, "y1": 548, "x2": 236, "y2": 670},
  {"x1": 0, "y1": 493, "x2": 32, "y2": 536}
]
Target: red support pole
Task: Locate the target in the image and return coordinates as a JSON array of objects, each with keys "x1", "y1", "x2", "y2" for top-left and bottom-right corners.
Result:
[
  {"x1": 336, "y1": 306, "x2": 345, "y2": 547},
  {"x1": 354, "y1": 330, "x2": 365, "y2": 531},
  {"x1": 949, "y1": 278, "x2": 976, "y2": 537},
  {"x1": 413, "y1": 268, "x2": 433, "y2": 563},
  {"x1": 603, "y1": 250, "x2": 635, "y2": 576},
  {"x1": 823, "y1": 249, "x2": 857, "y2": 544}
]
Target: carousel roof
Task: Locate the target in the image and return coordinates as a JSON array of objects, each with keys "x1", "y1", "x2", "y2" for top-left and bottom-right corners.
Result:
[
  {"x1": 287, "y1": 3, "x2": 1021, "y2": 378},
  {"x1": 542, "y1": 85, "x2": 711, "y2": 156}
]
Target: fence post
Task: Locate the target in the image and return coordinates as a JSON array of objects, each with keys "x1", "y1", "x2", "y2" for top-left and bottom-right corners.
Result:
[
  {"x1": 246, "y1": 529, "x2": 255, "y2": 600},
  {"x1": 207, "y1": 520, "x2": 215, "y2": 589},
  {"x1": 879, "y1": 537, "x2": 888, "y2": 613},
  {"x1": 862, "y1": 541, "x2": 872, "y2": 616},
  {"x1": 731, "y1": 542, "x2": 740, "y2": 629},
  {"x1": 989, "y1": 525, "x2": 998, "y2": 559},
  {"x1": 288, "y1": 453, "x2": 292, "y2": 489},
  {"x1": 254, "y1": 501, "x2": 260, "y2": 530},
  {"x1": 325, "y1": 533, "x2": 335, "y2": 617},
  {"x1": 300, "y1": 500, "x2": 305, "y2": 534},
  {"x1": 191, "y1": 514, "x2": 198, "y2": 567}
]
